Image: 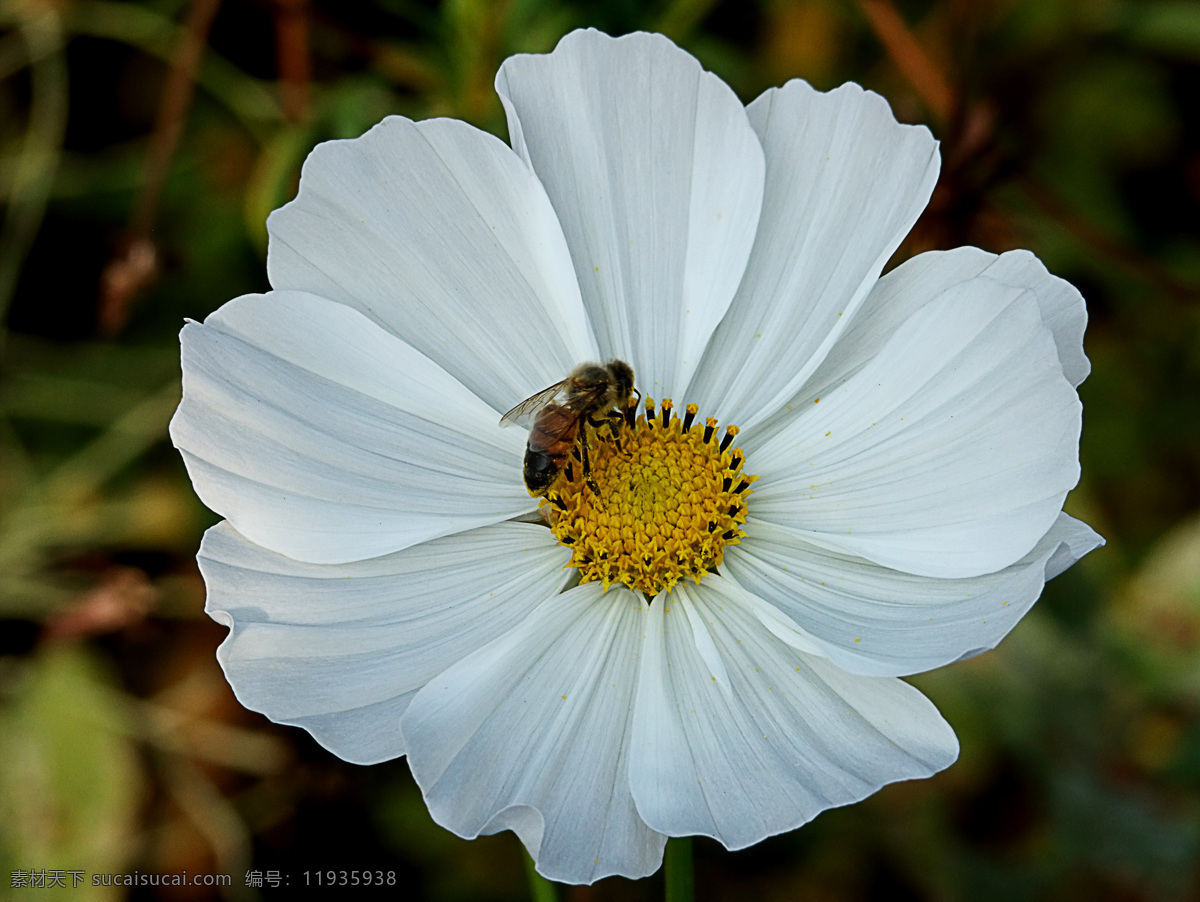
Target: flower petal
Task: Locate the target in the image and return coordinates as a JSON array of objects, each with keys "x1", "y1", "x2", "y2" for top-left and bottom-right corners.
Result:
[
  {"x1": 687, "y1": 80, "x2": 939, "y2": 427},
  {"x1": 171, "y1": 290, "x2": 531, "y2": 564},
  {"x1": 266, "y1": 115, "x2": 596, "y2": 412},
  {"x1": 199, "y1": 520, "x2": 569, "y2": 765},
  {"x1": 722, "y1": 513, "x2": 1104, "y2": 677},
  {"x1": 745, "y1": 277, "x2": 1082, "y2": 578},
  {"x1": 495, "y1": 29, "x2": 765, "y2": 398},
  {"x1": 765, "y1": 248, "x2": 1092, "y2": 440},
  {"x1": 629, "y1": 577, "x2": 958, "y2": 848},
  {"x1": 401, "y1": 583, "x2": 665, "y2": 884}
]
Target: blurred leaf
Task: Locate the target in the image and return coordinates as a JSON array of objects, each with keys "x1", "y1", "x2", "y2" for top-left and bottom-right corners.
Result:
[
  {"x1": 1108, "y1": 512, "x2": 1200, "y2": 699},
  {"x1": 0, "y1": 646, "x2": 143, "y2": 900},
  {"x1": 1126, "y1": 0, "x2": 1200, "y2": 59},
  {"x1": 243, "y1": 125, "x2": 312, "y2": 254},
  {"x1": 1047, "y1": 766, "x2": 1200, "y2": 899},
  {"x1": 1035, "y1": 53, "x2": 1177, "y2": 237},
  {"x1": 0, "y1": 356, "x2": 182, "y2": 614},
  {"x1": 655, "y1": 0, "x2": 722, "y2": 40}
]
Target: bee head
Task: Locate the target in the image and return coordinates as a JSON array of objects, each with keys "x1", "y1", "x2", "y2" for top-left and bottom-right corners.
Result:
[{"x1": 606, "y1": 359, "x2": 635, "y2": 402}]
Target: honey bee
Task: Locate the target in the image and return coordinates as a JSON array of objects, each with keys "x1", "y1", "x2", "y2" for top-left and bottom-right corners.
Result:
[{"x1": 500, "y1": 360, "x2": 636, "y2": 496}]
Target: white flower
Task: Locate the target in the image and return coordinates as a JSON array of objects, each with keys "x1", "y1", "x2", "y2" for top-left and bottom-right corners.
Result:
[{"x1": 170, "y1": 29, "x2": 1102, "y2": 885}]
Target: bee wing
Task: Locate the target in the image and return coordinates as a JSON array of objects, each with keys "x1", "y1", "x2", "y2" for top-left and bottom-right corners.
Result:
[{"x1": 499, "y1": 379, "x2": 569, "y2": 427}]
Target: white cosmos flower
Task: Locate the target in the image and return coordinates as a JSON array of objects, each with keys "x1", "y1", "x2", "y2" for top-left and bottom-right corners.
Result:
[{"x1": 171, "y1": 29, "x2": 1102, "y2": 884}]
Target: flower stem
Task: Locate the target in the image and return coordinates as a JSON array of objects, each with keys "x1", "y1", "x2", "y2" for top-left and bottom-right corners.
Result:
[
  {"x1": 664, "y1": 837, "x2": 693, "y2": 902},
  {"x1": 524, "y1": 851, "x2": 558, "y2": 902}
]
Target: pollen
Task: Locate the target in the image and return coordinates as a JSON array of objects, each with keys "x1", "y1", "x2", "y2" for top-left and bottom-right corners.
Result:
[{"x1": 544, "y1": 398, "x2": 757, "y2": 597}]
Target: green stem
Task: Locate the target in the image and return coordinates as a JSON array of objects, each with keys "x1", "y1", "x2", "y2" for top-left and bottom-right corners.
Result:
[
  {"x1": 524, "y1": 852, "x2": 557, "y2": 902},
  {"x1": 664, "y1": 837, "x2": 694, "y2": 902}
]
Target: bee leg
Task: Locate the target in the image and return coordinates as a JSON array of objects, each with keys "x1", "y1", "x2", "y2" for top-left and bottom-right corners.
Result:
[
  {"x1": 604, "y1": 410, "x2": 626, "y2": 451},
  {"x1": 615, "y1": 407, "x2": 634, "y2": 450},
  {"x1": 579, "y1": 435, "x2": 601, "y2": 496},
  {"x1": 589, "y1": 411, "x2": 626, "y2": 450},
  {"x1": 587, "y1": 414, "x2": 615, "y2": 452}
]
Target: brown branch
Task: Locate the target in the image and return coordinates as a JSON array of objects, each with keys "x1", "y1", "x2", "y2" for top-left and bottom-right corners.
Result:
[
  {"x1": 857, "y1": 0, "x2": 955, "y2": 121},
  {"x1": 131, "y1": 0, "x2": 223, "y2": 237},
  {"x1": 273, "y1": 0, "x2": 311, "y2": 123},
  {"x1": 99, "y1": 0, "x2": 222, "y2": 336}
]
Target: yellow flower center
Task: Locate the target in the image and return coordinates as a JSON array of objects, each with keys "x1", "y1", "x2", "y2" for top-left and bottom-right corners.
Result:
[{"x1": 544, "y1": 398, "x2": 757, "y2": 597}]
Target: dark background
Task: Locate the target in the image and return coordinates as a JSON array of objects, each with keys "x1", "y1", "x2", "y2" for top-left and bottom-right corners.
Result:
[{"x1": 1, "y1": 0, "x2": 1198, "y2": 899}]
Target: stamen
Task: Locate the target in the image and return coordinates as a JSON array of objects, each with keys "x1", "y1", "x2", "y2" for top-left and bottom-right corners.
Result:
[
  {"x1": 544, "y1": 400, "x2": 757, "y2": 597},
  {"x1": 682, "y1": 403, "x2": 698, "y2": 431},
  {"x1": 720, "y1": 425, "x2": 739, "y2": 452}
]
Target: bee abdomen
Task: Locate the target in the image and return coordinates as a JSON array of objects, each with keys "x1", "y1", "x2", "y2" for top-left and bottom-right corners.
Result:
[{"x1": 524, "y1": 447, "x2": 565, "y2": 493}]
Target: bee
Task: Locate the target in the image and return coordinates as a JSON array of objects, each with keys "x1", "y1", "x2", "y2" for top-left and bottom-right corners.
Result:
[{"x1": 500, "y1": 360, "x2": 636, "y2": 496}]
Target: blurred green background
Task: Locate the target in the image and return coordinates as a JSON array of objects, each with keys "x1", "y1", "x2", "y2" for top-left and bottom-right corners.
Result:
[{"x1": 1, "y1": 0, "x2": 1198, "y2": 899}]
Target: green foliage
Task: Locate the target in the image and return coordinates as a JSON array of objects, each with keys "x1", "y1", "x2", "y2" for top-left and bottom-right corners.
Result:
[{"x1": 0, "y1": 647, "x2": 142, "y2": 901}]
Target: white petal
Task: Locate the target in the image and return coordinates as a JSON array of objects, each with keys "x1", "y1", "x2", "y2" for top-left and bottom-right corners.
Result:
[
  {"x1": 629, "y1": 578, "x2": 958, "y2": 848},
  {"x1": 199, "y1": 519, "x2": 569, "y2": 765},
  {"x1": 949, "y1": 249, "x2": 1090, "y2": 387},
  {"x1": 266, "y1": 115, "x2": 596, "y2": 412},
  {"x1": 688, "y1": 80, "x2": 939, "y2": 428},
  {"x1": 746, "y1": 277, "x2": 1081, "y2": 578},
  {"x1": 761, "y1": 247, "x2": 1092, "y2": 443},
  {"x1": 1045, "y1": 514, "x2": 1104, "y2": 579},
  {"x1": 722, "y1": 513, "x2": 1104, "y2": 677},
  {"x1": 495, "y1": 29, "x2": 765, "y2": 398},
  {"x1": 401, "y1": 582, "x2": 665, "y2": 884},
  {"x1": 171, "y1": 291, "x2": 531, "y2": 564}
]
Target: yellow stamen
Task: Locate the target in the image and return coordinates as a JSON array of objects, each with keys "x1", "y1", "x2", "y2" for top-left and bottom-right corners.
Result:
[{"x1": 544, "y1": 398, "x2": 757, "y2": 597}]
